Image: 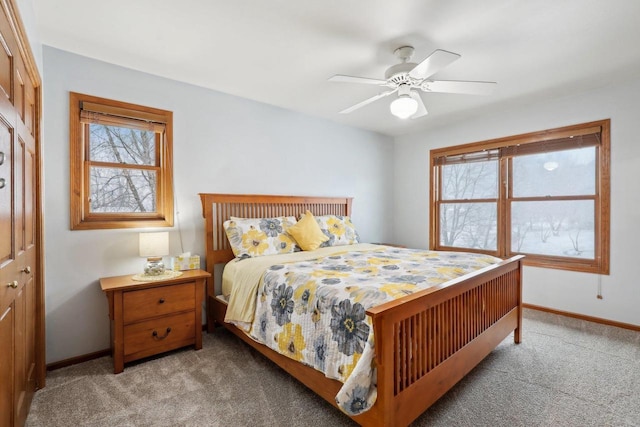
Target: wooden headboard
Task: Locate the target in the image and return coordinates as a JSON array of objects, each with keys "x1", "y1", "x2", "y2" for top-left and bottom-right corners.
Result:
[
  {"x1": 199, "y1": 193, "x2": 353, "y2": 298},
  {"x1": 200, "y1": 193, "x2": 353, "y2": 332}
]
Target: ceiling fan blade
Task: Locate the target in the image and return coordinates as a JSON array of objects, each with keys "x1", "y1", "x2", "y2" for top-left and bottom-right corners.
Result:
[
  {"x1": 409, "y1": 92, "x2": 428, "y2": 119},
  {"x1": 339, "y1": 89, "x2": 397, "y2": 114},
  {"x1": 329, "y1": 75, "x2": 388, "y2": 85},
  {"x1": 408, "y1": 49, "x2": 461, "y2": 80},
  {"x1": 423, "y1": 80, "x2": 497, "y2": 95}
]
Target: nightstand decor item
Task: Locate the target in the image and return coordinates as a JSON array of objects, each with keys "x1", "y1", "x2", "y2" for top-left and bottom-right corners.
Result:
[
  {"x1": 131, "y1": 270, "x2": 182, "y2": 281},
  {"x1": 139, "y1": 231, "x2": 169, "y2": 276},
  {"x1": 170, "y1": 252, "x2": 201, "y2": 271}
]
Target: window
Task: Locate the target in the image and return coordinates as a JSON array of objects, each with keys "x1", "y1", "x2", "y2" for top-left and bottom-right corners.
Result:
[
  {"x1": 70, "y1": 92, "x2": 173, "y2": 230},
  {"x1": 430, "y1": 120, "x2": 610, "y2": 274}
]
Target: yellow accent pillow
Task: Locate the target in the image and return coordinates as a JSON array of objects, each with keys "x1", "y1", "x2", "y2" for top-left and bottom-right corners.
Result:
[{"x1": 287, "y1": 210, "x2": 329, "y2": 251}]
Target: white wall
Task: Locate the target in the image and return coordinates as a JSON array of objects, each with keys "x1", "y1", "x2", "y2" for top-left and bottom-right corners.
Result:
[
  {"x1": 394, "y1": 76, "x2": 640, "y2": 326},
  {"x1": 42, "y1": 46, "x2": 394, "y2": 364}
]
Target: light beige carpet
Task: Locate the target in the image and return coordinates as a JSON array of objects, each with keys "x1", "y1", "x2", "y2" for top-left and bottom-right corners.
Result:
[{"x1": 27, "y1": 309, "x2": 640, "y2": 426}]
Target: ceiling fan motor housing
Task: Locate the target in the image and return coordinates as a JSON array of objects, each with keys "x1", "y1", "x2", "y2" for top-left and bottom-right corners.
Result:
[
  {"x1": 384, "y1": 62, "x2": 418, "y2": 84},
  {"x1": 385, "y1": 45, "x2": 421, "y2": 85}
]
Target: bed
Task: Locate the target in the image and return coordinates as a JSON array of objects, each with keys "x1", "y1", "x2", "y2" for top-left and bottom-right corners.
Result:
[{"x1": 199, "y1": 193, "x2": 523, "y2": 427}]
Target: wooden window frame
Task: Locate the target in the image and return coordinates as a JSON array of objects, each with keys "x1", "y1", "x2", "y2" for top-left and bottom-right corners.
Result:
[
  {"x1": 430, "y1": 119, "x2": 610, "y2": 274},
  {"x1": 70, "y1": 92, "x2": 174, "y2": 230}
]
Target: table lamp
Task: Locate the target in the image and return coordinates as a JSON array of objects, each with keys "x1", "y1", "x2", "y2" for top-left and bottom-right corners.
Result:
[{"x1": 139, "y1": 231, "x2": 169, "y2": 276}]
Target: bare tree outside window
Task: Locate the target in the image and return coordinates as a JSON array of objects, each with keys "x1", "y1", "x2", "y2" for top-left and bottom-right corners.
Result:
[
  {"x1": 439, "y1": 161, "x2": 498, "y2": 250},
  {"x1": 89, "y1": 124, "x2": 157, "y2": 213},
  {"x1": 511, "y1": 200, "x2": 594, "y2": 258}
]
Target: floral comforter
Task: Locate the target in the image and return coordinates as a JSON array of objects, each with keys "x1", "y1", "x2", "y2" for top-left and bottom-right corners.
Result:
[{"x1": 244, "y1": 246, "x2": 501, "y2": 415}]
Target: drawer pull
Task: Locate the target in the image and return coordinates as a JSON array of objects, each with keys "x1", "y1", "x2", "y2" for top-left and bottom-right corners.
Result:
[
  {"x1": 152, "y1": 327, "x2": 171, "y2": 340},
  {"x1": 158, "y1": 298, "x2": 165, "y2": 304},
  {"x1": 6, "y1": 280, "x2": 18, "y2": 289}
]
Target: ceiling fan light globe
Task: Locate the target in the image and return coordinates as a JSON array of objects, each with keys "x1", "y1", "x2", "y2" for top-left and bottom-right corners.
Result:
[{"x1": 390, "y1": 96, "x2": 418, "y2": 119}]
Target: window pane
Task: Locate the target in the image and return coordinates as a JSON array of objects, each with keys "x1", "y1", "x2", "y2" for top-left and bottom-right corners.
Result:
[
  {"x1": 442, "y1": 161, "x2": 498, "y2": 200},
  {"x1": 89, "y1": 166, "x2": 157, "y2": 213},
  {"x1": 512, "y1": 147, "x2": 595, "y2": 197},
  {"x1": 439, "y1": 202, "x2": 497, "y2": 250},
  {"x1": 89, "y1": 124, "x2": 156, "y2": 166},
  {"x1": 511, "y1": 200, "x2": 594, "y2": 259}
]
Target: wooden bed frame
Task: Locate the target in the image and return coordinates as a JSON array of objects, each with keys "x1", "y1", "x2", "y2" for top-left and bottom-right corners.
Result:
[{"x1": 199, "y1": 193, "x2": 523, "y2": 427}]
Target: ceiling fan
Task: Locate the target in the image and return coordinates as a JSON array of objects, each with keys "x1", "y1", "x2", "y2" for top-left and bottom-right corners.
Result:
[{"x1": 329, "y1": 46, "x2": 496, "y2": 119}]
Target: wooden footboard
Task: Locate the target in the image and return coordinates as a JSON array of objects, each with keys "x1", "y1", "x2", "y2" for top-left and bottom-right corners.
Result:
[
  {"x1": 199, "y1": 193, "x2": 523, "y2": 427},
  {"x1": 364, "y1": 255, "x2": 523, "y2": 426}
]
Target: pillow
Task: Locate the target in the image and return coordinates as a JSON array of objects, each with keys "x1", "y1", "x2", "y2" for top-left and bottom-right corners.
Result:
[
  {"x1": 286, "y1": 210, "x2": 329, "y2": 251},
  {"x1": 223, "y1": 216, "x2": 297, "y2": 259},
  {"x1": 303, "y1": 213, "x2": 360, "y2": 247}
]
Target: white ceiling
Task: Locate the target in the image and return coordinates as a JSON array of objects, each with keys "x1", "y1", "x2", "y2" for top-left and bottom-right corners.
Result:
[{"x1": 34, "y1": 0, "x2": 640, "y2": 137}]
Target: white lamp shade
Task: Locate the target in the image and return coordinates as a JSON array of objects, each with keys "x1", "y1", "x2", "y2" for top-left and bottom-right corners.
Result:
[
  {"x1": 139, "y1": 232, "x2": 169, "y2": 257},
  {"x1": 390, "y1": 95, "x2": 418, "y2": 119}
]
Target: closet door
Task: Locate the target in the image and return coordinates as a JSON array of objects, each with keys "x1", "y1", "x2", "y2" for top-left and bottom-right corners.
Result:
[
  {"x1": 13, "y1": 48, "x2": 37, "y2": 427},
  {"x1": 0, "y1": 13, "x2": 17, "y2": 423},
  {"x1": 0, "y1": 1, "x2": 40, "y2": 425}
]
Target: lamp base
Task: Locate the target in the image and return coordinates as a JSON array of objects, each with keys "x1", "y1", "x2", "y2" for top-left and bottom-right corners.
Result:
[{"x1": 144, "y1": 257, "x2": 166, "y2": 276}]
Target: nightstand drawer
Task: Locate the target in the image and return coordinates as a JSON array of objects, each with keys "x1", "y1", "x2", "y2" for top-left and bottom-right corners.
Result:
[
  {"x1": 123, "y1": 282, "x2": 195, "y2": 324},
  {"x1": 123, "y1": 311, "x2": 195, "y2": 357}
]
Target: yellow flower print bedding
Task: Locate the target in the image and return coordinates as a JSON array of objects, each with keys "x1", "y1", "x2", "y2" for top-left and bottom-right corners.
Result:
[
  {"x1": 304, "y1": 213, "x2": 360, "y2": 247},
  {"x1": 246, "y1": 246, "x2": 501, "y2": 416},
  {"x1": 223, "y1": 216, "x2": 297, "y2": 259}
]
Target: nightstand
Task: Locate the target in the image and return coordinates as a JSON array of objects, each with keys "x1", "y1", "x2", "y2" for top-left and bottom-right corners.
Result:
[{"x1": 100, "y1": 269, "x2": 211, "y2": 373}]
